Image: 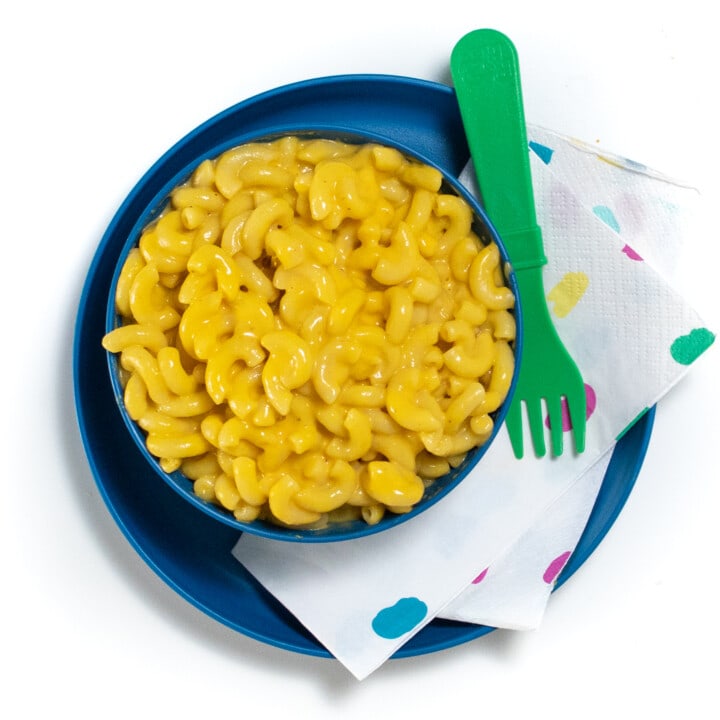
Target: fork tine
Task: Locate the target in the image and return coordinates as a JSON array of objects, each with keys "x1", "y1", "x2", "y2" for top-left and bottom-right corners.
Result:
[
  {"x1": 546, "y1": 396, "x2": 564, "y2": 457},
  {"x1": 566, "y1": 388, "x2": 587, "y2": 454},
  {"x1": 526, "y1": 397, "x2": 546, "y2": 458},
  {"x1": 505, "y1": 398, "x2": 525, "y2": 459}
]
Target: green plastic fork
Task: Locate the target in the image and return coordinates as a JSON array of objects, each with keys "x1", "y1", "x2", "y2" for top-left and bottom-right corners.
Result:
[{"x1": 450, "y1": 28, "x2": 586, "y2": 458}]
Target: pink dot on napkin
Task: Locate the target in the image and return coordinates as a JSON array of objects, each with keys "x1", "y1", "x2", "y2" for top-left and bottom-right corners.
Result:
[
  {"x1": 543, "y1": 551, "x2": 572, "y2": 584},
  {"x1": 546, "y1": 383, "x2": 597, "y2": 431},
  {"x1": 472, "y1": 567, "x2": 489, "y2": 584},
  {"x1": 622, "y1": 244, "x2": 643, "y2": 261}
]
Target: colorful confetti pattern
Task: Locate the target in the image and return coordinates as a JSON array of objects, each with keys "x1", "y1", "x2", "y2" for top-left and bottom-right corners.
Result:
[{"x1": 368, "y1": 139, "x2": 715, "y2": 642}]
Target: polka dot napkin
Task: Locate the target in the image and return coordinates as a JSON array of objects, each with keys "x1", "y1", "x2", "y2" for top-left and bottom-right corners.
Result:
[{"x1": 232, "y1": 125, "x2": 715, "y2": 680}]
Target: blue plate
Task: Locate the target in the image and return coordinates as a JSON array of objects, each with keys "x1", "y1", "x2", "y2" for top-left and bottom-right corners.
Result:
[{"x1": 73, "y1": 74, "x2": 655, "y2": 659}]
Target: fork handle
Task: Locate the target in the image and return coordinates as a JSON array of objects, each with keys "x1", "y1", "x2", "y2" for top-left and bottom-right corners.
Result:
[{"x1": 450, "y1": 29, "x2": 547, "y2": 271}]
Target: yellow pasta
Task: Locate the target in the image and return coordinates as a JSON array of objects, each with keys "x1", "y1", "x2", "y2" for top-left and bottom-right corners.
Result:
[{"x1": 102, "y1": 136, "x2": 516, "y2": 529}]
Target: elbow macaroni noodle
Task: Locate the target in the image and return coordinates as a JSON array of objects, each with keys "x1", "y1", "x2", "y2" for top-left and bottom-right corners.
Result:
[{"x1": 103, "y1": 136, "x2": 516, "y2": 529}]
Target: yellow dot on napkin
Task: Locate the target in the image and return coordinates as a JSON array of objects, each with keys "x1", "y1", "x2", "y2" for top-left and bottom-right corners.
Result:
[{"x1": 547, "y1": 272, "x2": 589, "y2": 318}]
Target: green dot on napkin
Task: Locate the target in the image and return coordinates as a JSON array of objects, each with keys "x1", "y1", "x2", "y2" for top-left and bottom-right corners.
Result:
[{"x1": 670, "y1": 328, "x2": 715, "y2": 365}]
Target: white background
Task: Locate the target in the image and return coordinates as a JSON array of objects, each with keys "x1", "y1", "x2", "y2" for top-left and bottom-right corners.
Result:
[{"x1": 2, "y1": 1, "x2": 718, "y2": 717}]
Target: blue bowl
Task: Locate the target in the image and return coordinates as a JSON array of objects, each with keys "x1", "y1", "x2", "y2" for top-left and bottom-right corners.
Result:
[{"x1": 99, "y1": 77, "x2": 523, "y2": 542}]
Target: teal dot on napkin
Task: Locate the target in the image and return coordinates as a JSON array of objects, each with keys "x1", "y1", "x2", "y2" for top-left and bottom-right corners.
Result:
[
  {"x1": 529, "y1": 141, "x2": 554, "y2": 164},
  {"x1": 371, "y1": 597, "x2": 428, "y2": 639},
  {"x1": 592, "y1": 204, "x2": 621, "y2": 233},
  {"x1": 616, "y1": 407, "x2": 650, "y2": 442},
  {"x1": 670, "y1": 328, "x2": 715, "y2": 365}
]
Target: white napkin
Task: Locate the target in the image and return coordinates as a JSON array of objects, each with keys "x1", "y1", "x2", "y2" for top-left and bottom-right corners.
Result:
[
  {"x1": 439, "y1": 125, "x2": 713, "y2": 627},
  {"x1": 232, "y1": 125, "x2": 715, "y2": 680}
]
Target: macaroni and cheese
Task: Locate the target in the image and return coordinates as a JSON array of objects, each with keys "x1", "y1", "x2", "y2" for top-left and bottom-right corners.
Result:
[{"x1": 103, "y1": 135, "x2": 515, "y2": 529}]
